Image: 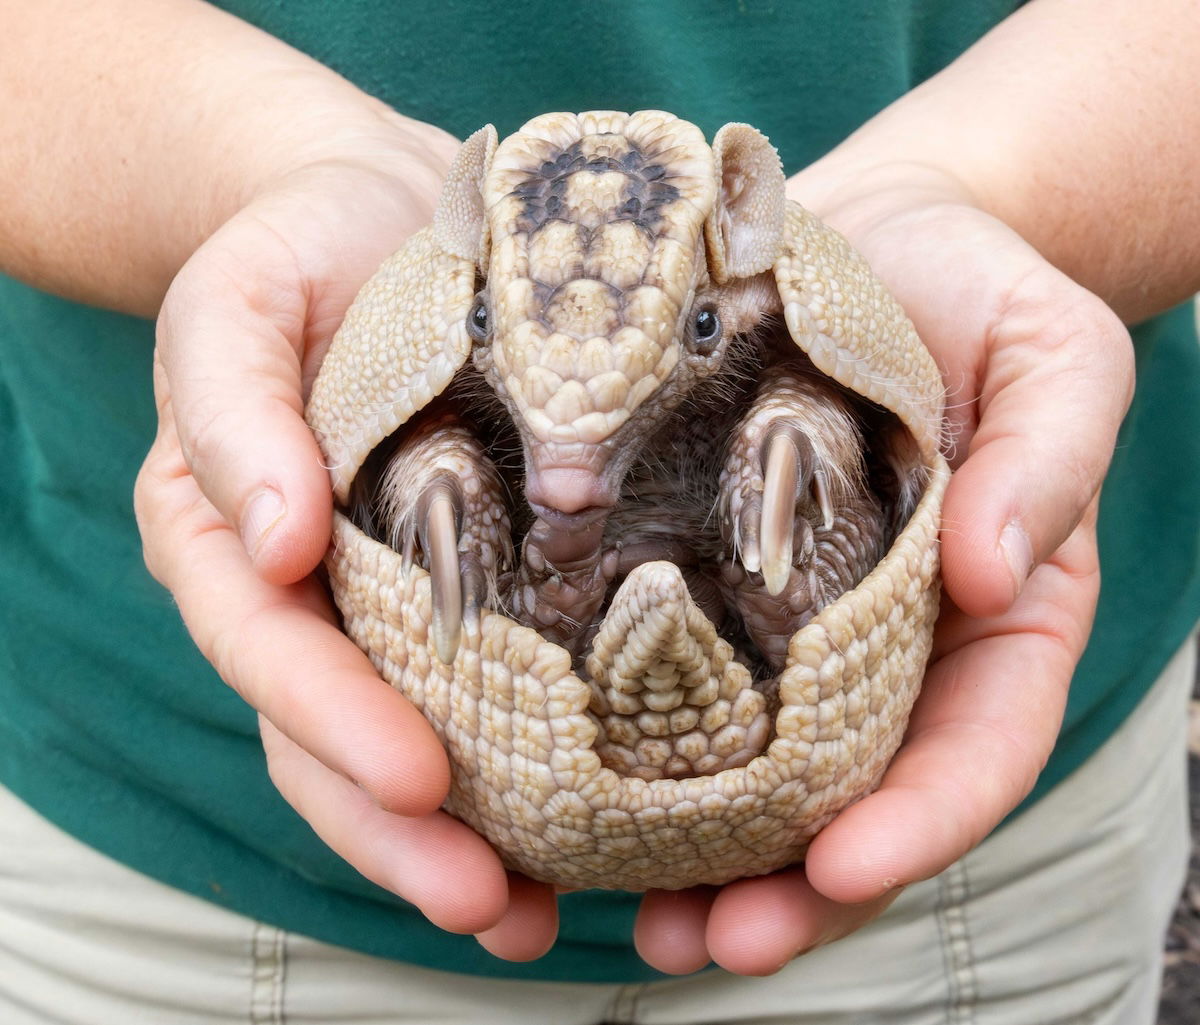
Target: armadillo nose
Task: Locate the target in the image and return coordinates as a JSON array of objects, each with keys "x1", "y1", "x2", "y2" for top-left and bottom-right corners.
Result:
[{"x1": 525, "y1": 467, "x2": 615, "y2": 522}]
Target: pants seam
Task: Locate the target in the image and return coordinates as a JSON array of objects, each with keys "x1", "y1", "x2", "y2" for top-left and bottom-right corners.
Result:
[
  {"x1": 937, "y1": 859, "x2": 979, "y2": 1025},
  {"x1": 249, "y1": 921, "x2": 286, "y2": 1025},
  {"x1": 602, "y1": 982, "x2": 645, "y2": 1024}
]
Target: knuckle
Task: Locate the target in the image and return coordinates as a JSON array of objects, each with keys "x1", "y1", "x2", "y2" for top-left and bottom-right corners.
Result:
[
  {"x1": 258, "y1": 717, "x2": 295, "y2": 791},
  {"x1": 204, "y1": 599, "x2": 267, "y2": 703},
  {"x1": 132, "y1": 446, "x2": 176, "y2": 584},
  {"x1": 1056, "y1": 445, "x2": 1105, "y2": 513},
  {"x1": 178, "y1": 396, "x2": 244, "y2": 484}
]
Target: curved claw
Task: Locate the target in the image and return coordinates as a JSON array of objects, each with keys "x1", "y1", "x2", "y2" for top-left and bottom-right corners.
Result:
[
  {"x1": 418, "y1": 480, "x2": 463, "y2": 665},
  {"x1": 759, "y1": 430, "x2": 797, "y2": 595},
  {"x1": 760, "y1": 426, "x2": 814, "y2": 596},
  {"x1": 813, "y1": 467, "x2": 834, "y2": 531},
  {"x1": 736, "y1": 507, "x2": 761, "y2": 575}
]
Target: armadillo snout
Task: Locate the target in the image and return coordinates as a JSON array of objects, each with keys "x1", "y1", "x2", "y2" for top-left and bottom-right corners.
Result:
[{"x1": 523, "y1": 448, "x2": 620, "y2": 517}]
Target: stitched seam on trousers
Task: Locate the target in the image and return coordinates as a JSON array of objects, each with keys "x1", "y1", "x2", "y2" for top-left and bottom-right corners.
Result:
[
  {"x1": 249, "y1": 922, "x2": 286, "y2": 1025},
  {"x1": 601, "y1": 982, "x2": 644, "y2": 1024},
  {"x1": 935, "y1": 861, "x2": 978, "y2": 1025}
]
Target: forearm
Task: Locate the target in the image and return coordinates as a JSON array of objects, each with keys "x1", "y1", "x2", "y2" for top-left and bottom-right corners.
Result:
[
  {"x1": 0, "y1": 0, "x2": 457, "y2": 316},
  {"x1": 790, "y1": 0, "x2": 1200, "y2": 323}
]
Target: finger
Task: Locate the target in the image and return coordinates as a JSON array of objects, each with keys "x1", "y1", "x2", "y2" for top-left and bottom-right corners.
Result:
[
  {"x1": 634, "y1": 888, "x2": 717, "y2": 975},
  {"x1": 939, "y1": 280, "x2": 1132, "y2": 617},
  {"x1": 702, "y1": 870, "x2": 897, "y2": 976},
  {"x1": 135, "y1": 428, "x2": 449, "y2": 816},
  {"x1": 474, "y1": 873, "x2": 560, "y2": 963},
  {"x1": 260, "y1": 719, "x2": 509, "y2": 936},
  {"x1": 804, "y1": 519, "x2": 1098, "y2": 905},
  {"x1": 156, "y1": 225, "x2": 333, "y2": 585}
]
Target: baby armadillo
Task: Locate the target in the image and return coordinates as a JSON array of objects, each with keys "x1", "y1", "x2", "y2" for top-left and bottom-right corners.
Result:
[{"x1": 306, "y1": 111, "x2": 948, "y2": 891}]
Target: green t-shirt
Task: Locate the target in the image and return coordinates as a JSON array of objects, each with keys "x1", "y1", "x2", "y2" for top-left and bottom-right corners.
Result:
[{"x1": 2, "y1": 1, "x2": 1197, "y2": 984}]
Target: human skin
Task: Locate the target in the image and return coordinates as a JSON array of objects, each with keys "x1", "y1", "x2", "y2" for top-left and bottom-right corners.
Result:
[{"x1": 3, "y1": 0, "x2": 1197, "y2": 977}]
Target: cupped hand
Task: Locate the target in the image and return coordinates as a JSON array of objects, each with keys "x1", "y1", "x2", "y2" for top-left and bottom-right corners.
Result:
[
  {"x1": 132, "y1": 145, "x2": 560, "y2": 960},
  {"x1": 634, "y1": 171, "x2": 1134, "y2": 975},
  {"x1": 132, "y1": 138, "x2": 1134, "y2": 976}
]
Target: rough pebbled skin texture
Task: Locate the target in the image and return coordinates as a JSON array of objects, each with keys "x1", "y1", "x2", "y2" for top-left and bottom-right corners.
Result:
[{"x1": 307, "y1": 112, "x2": 949, "y2": 891}]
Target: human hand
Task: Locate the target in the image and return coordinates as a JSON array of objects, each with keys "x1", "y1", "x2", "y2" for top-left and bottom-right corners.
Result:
[
  {"x1": 133, "y1": 146, "x2": 560, "y2": 961},
  {"x1": 632, "y1": 167, "x2": 1134, "y2": 975}
]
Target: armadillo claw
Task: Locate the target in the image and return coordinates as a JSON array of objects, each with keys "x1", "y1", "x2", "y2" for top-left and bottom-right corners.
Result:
[
  {"x1": 417, "y1": 480, "x2": 463, "y2": 665},
  {"x1": 719, "y1": 418, "x2": 825, "y2": 601},
  {"x1": 759, "y1": 425, "x2": 811, "y2": 596}
]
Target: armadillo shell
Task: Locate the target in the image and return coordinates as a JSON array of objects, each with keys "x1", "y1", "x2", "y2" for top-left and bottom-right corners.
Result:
[{"x1": 309, "y1": 192, "x2": 948, "y2": 893}]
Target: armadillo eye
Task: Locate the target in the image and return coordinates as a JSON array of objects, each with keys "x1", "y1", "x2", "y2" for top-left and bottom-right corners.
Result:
[
  {"x1": 690, "y1": 306, "x2": 721, "y2": 355},
  {"x1": 467, "y1": 297, "x2": 490, "y2": 342}
]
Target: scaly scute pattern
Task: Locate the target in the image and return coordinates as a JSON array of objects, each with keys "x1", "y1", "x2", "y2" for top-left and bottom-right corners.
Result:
[
  {"x1": 306, "y1": 229, "x2": 476, "y2": 503},
  {"x1": 775, "y1": 204, "x2": 944, "y2": 463},
  {"x1": 585, "y1": 561, "x2": 771, "y2": 782}
]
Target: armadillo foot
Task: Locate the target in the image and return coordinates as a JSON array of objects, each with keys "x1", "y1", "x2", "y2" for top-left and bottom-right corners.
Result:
[
  {"x1": 362, "y1": 411, "x2": 513, "y2": 664},
  {"x1": 718, "y1": 365, "x2": 860, "y2": 581},
  {"x1": 715, "y1": 365, "x2": 886, "y2": 667}
]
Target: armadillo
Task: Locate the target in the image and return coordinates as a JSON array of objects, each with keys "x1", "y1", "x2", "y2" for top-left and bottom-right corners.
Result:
[{"x1": 306, "y1": 111, "x2": 948, "y2": 892}]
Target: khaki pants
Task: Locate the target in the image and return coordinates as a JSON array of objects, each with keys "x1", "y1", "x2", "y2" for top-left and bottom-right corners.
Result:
[{"x1": 0, "y1": 639, "x2": 1193, "y2": 1025}]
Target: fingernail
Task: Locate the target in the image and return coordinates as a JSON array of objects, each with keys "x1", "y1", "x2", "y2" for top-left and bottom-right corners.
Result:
[
  {"x1": 999, "y1": 520, "x2": 1033, "y2": 597},
  {"x1": 241, "y1": 487, "x2": 286, "y2": 557}
]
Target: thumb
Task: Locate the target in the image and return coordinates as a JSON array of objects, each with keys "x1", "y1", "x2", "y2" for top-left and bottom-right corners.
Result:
[
  {"x1": 155, "y1": 225, "x2": 333, "y2": 585},
  {"x1": 940, "y1": 275, "x2": 1133, "y2": 618}
]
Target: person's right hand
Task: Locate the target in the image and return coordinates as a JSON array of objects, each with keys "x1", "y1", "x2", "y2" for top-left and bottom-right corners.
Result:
[
  {"x1": 133, "y1": 144, "x2": 562, "y2": 962},
  {"x1": 4, "y1": 0, "x2": 561, "y2": 964}
]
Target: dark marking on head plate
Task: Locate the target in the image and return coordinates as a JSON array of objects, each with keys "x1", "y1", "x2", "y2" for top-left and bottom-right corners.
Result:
[
  {"x1": 514, "y1": 138, "x2": 682, "y2": 236},
  {"x1": 619, "y1": 149, "x2": 645, "y2": 173}
]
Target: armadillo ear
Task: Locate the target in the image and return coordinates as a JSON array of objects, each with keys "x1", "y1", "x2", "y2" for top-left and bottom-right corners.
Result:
[
  {"x1": 705, "y1": 123, "x2": 786, "y2": 283},
  {"x1": 432, "y1": 124, "x2": 498, "y2": 269}
]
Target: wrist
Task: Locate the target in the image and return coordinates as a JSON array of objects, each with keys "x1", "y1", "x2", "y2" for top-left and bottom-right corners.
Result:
[
  {"x1": 1, "y1": 0, "x2": 459, "y2": 316},
  {"x1": 787, "y1": 0, "x2": 1200, "y2": 323},
  {"x1": 159, "y1": 68, "x2": 460, "y2": 306}
]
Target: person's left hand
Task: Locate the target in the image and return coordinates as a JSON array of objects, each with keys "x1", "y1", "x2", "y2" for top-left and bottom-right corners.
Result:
[{"x1": 631, "y1": 169, "x2": 1133, "y2": 975}]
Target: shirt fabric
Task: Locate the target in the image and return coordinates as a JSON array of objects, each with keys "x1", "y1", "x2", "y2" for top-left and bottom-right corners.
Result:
[{"x1": 2, "y1": 0, "x2": 1198, "y2": 984}]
